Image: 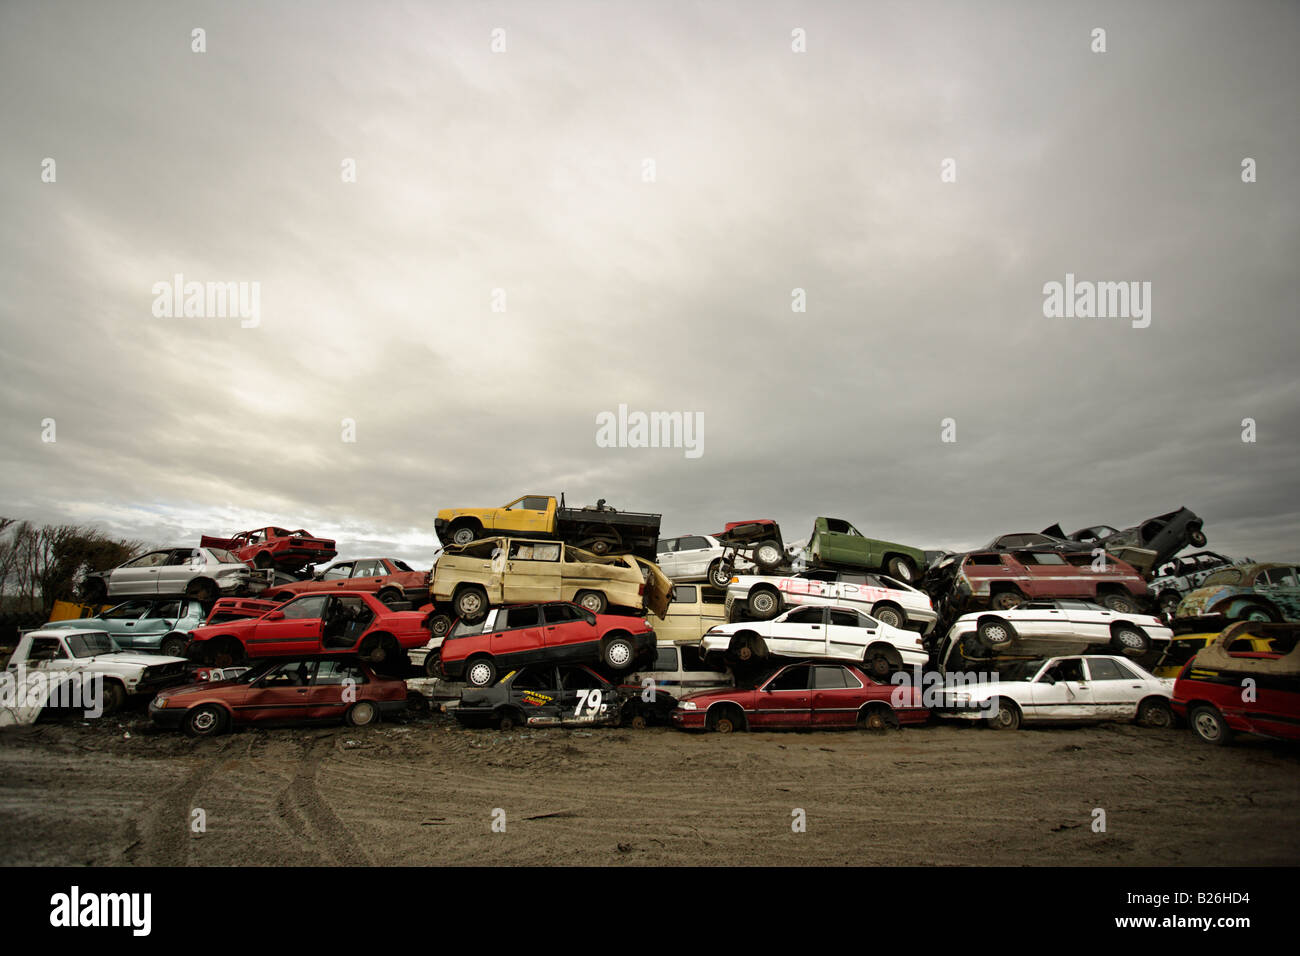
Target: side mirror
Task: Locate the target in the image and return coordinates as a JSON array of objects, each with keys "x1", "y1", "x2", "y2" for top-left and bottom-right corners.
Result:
[{"x1": 267, "y1": 611, "x2": 285, "y2": 621}]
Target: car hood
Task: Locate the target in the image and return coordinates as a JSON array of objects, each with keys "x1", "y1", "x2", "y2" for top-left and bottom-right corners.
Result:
[{"x1": 78, "y1": 653, "x2": 188, "y2": 669}]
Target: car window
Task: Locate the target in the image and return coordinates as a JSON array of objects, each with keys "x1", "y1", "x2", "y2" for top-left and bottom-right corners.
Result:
[
  {"x1": 448, "y1": 617, "x2": 490, "y2": 639},
  {"x1": 260, "y1": 661, "x2": 315, "y2": 686},
  {"x1": 281, "y1": 595, "x2": 329, "y2": 620},
  {"x1": 1085, "y1": 658, "x2": 1130, "y2": 681},
  {"x1": 66, "y1": 632, "x2": 116, "y2": 658},
  {"x1": 652, "y1": 646, "x2": 679, "y2": 671},
  {"x1": 828, "y1": 609, "x2": 860, "y2": 627},
  {"x1": 966, "y1": 553, "x2": 1003, "y2": 566},
  {"x1": 560, "y1": 666, "x2": 604, "y2": 691},
  {"x1": 679, "y1": 536, "x2": 709, "y2": 550},
  {"x1": 152, "y1": 601, "x2": 182, "y2": 619},
  {"x1": 1020, "y1": 552, "x2": 1066, "y2": 565},
  {"x1": 124, "y1": 551, "x2": 170, "y2": 569},
  {"x1": 785, "y1": 607, "x2": 824, "y2": 625},
  {"x1": 510, "y1": 541, "x2": 560, "y2": 561},
  {"x1": 812, "y1": 665, "x2": 851, "y2": 689},
  {"x1": 512, "y1": 666, "x2": 557, "y2": 691},
  {"x1": 391, "y1": 560, "x2": 413, "y2": 572},
  {"x1": 1203, "y1": 568, "x2": 1243, "y2": 586},
  {"x1": 323, "y1": 564, "x2": 353, "y2": 580},
  {"x1": 657, "y1": 538, "x2": 678, "y2": 554},
  {"x1": 671, "y1": 585, "x2": 698, "y2": 603},
  {"x1": 1045, "y1": 658, "x2": 1085, "y2": 682},
  {"x1": 103, "y1": 601, "x2": 150, "y2": 620},
  {"x1": 352, "y1": 560, "x2": 380, "y2": 577},
  {"x1": 28, "y1": 637, "x2": 68, "y2": 661},
  {"x1": 501, "y1": 606, "x2": 541, "y2": 629},
  {"x1": 766, "y1": 665, "x2": 811, "y2": 691},
  {"x1": 454, "y1": 541, "x2": 500, "y2": 559},
  {"x1": 519, "y1": 496, "x2": 550, "y2": 510},
  {"x1": 206, "y1": 548, "x2": 239, "y2": 564},
  {"x1": 314, "y1": 660, "x2": 366, "y2": 685}
]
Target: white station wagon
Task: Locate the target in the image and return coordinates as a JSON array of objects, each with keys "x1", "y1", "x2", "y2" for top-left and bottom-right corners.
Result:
[
  {"x1": 940, "y1": 654, "x2": 1175, "y2": 730},
  {"x1": 724, "y1": 568, "x2": 937, "y2": 634},
  {"x1": 699, "y1": 604, "x2": 929, "y2": 679}
]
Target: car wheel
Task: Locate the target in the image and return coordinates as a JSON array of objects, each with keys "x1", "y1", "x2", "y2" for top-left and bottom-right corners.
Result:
[
  {"x1": 466, "y1": 657, "x2": 497, "y2": 688},
  {"x1": 588, "y1": 537, "x2": 615, "y2": 556},
  {"x1": 405, "y1": 692, "x2": 430, "y2": 716},
  {"x1": 428, "y1": 613, "x2": 453, "y2": 638},
  {"x1": 80, "y1": 578, "x2": 108, "y2": 605},
  {"x1": 991, "y1": 699, "x2": 1021, "y2": 730},
  {"x1": 184, "y1": 704, "x2": 228, "y2": 738},
  {"x1": 1110, "y1": 626, "x2": 1150, "y2": 656},
  {"x1": 423, "y1": 650, "x2": 441, "y2": 679},
  {"x1": 1100, "y1": 592, "x2": 1138, "y2": 614},
  {"x1": 453, "y1": 587, "x2": 488, "y2": 621},
  {"x1": 707, "y1": 560, "x2": 732, "y2": 589},
  {"x1": 451, "y1": 524, "x2": 479, "y2": 546},
  {"x1": 990, "y1": 591, "x2": 1023, "y2": 611},
  {"x1": 160, "y1": 635, "x2": 188, "y2": 658},
  {"x1": 1190, "y1": 705, "x2": 1233, "y2": 745},
  {"x1": 497, "y1": 709, "x2": 522, "y2": 731},
  {"x1": 603, "y1": 635, "x2": 635, "y2": 670},
  {"x1": 1238, "y1": 603, "x2": 1277, "y2": 623},
  {"x1": 865, "y1": 648, "x2": 896, "y2": 679},
  {"x1": 186, "y1": 579, "x2": 217, "y2": 604},
  {"x1": 977, "y1": 618, "x2": 1015, "y2": 650},
  {"x1": 753, "y1": 540, "x2": 783, "y2": 571},
  {"x1": 98, "y1": 681, "x2": 126, "y2": 717},
  {"x1": 627, "y1": 713, "x2": 648, "y2": 730},
  {"x1": 708, "y1": 708, "x2": 741, "y2": 733},
  {"x1": 346, "y1": 701, "x2": 378, "y2": 727},
  {"x1": 1158, "y1": 591, "x2": 1182, "y2": 617},
  {"x1": 377, "y1": 588, "x2": 403, "y2": 608},
  {"x1": 885, "y1": 556, "x2": 916, "y2": 583},
  {"x1": 872, "y1": 604, "x2": 904, "y2": 629},
  {"x1": 576, "y1": 590, "x2": 608, "y2": 614},
  {"x1": 1189, "y1": 529, "x2": 1207, "y2": 547},
  {"x1": 747, "y1": 588, "x2": 780, "y2": 619},
  {"x1": 1137, "y1": 698, "x2": 1173, "y2": 729}
]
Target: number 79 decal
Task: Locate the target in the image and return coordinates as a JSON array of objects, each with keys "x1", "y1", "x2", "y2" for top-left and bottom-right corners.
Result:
[{"x1": 574, "y1": 689, "x2": 607, "y2": 716}]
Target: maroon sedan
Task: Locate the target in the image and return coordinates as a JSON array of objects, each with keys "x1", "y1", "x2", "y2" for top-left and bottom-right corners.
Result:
[
  {"x1": 672, "y1": 661, "x2": 929, "y2": 732},
  {"x1": 149, "y1": 657, "x2": 408, "y2": 737}
]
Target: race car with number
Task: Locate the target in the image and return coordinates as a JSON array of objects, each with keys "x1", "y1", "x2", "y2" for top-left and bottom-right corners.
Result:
[{"x1": 453, "y1": 662, "x2": 648, "y2": 730}]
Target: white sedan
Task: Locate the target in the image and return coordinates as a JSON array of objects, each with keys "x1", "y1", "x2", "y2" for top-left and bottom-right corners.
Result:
[
  {"x1": 724, "y1": 568, "x2": 937, "y2": 634},
  {"x1": 938, "y1": 599, "x2": 1172, "y2": 670},
  {"x1": 940, "y1": 654, "x2": 1175, "y2": 730},
  {"x1": 699, "y1": 604, "x2": 928, "y2": 679}
]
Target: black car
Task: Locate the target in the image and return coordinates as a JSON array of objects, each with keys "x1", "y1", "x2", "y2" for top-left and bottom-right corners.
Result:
[
  {"x1": 453, "y1": 663, "x2": 674, "y2": 731},
  {"x1": 1068, "y1": 507, "x2": 1206, "y2": 576}
]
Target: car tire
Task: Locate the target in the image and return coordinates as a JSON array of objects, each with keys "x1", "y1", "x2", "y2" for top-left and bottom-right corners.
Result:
[
  {"x1": 858, "y1": 705, "x2": 898, "y2": 732},
  {"x1": 603, "y1": 634, "x2": 636, "y2": 670},
  {"x1": 98, "y1": 681, "x2": 126, "y2": 717},
  {"x1": 465, "y1": 657, "x2": 497, "y2": 688},
  {"x1": 753, "y1": 540, "x2": 783, "y2": 571},
  {"x1": 1189, "y1": 705, "x2": 1233, "y2": 745},
  {"x1": 453, "y1": 587, "x2": 488, "y2": 621},
  {"x1": 1110, "y1": 626, "x2": 1150, "y2": 656},
  {"x1": 575, "y1": 590, "x2": 608, "y2": 615},
  {"x1": 990, "y1": 591, "x2": 1023, "y2": 611},
  {"x1": 405, "y1": 692, "x2": 430, "y2": 716},
  {"x1": 1137, "y1": 698, "x2": 1173, "y2": 729},
  {"x1": 627, "y1": 713, "x2": 648, "y2": 730},
  {"x1": 864, "y1": 646, "x2": 897, "y2": 680},
  {"x1": 1238, "y1": 603, "x2": 1278, "y2": 623},
  {"x1": 976, "y1": 618, "x2": 1015, "y2": 650},
  {"x1": 1189, "y1": 529, "x2": 1207, "y2": 547},
  {"x1": 423, "y1": 650, "x2": 441, "y2": 679},
  {"x1": 707, "y1": 560, "x2": 732, "y2": 590},
  {"x1": 990, "y1": 699, "x2": 1021, "y2": 730},
  {"x1": 346, "y1": 701, "x2": 379, "y2": 727},
  {"x1": 871, "y1": 604, "x2": 905, "y2": 629},
  {"x1": 747, "y1": 588, "x2": 781, "y2": 619},
  {"x1": 160, "y1": 635, "x2": 188, "y2": 658},
  {"x1": 708, "y1": 707, "x2": 742, "y2": 734},
  {"x1": 427, "y1": 613, "x2": 453, "y2": 638},
  {"x1": 377, "y1": 588, "x2": 403, "y2": 608},
  {"x1": 451, "y1": 524, "x2": 479, "y2": 547},
  {"x1": 885, "y1": 556, "x2": 916, "y2": 583},
  {"x1": 1100, "y1": 592, "x2": 1138, "y2": 614},
  {"x1": 184, "y1": 704, "x2": 228, "y2": 738},
  {"x1": 496, "y1": 708, "x2": 523, "y2": 731},
  {"x1": 588, "y1": 537, "x2": 615, "y2": 556}
]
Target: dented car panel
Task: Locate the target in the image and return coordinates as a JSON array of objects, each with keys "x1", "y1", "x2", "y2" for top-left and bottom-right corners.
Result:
[
  {"x1": 947, "y1": 550, "x2": 1148, "y2": 612},
  {"x1": 1175, "y1": 563, "x2": 1300, "y2": 622}
]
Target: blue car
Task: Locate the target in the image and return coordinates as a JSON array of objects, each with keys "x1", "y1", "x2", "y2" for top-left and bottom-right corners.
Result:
[{"x1": 43, "y1": 599, "x2": 206, "y2": 655}]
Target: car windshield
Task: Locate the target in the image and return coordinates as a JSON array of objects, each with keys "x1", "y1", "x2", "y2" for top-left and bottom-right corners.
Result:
[
  {"x1": 448, "y1": 618, "x2": 490, "y2": 640},
  {"x1": 65, "y1": 632, "x2": 119, "y2": 657},
  {"x1": 1000, "y1": 660, "x2": 1047, "y2": 682},
  {"x1": 233, "y1": 660, "x2": 281, "y2": 684}
]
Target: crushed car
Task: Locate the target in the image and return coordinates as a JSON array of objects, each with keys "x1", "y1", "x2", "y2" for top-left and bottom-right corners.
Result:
[
  {"x1": 646, "y1": 583, "x2": 728, "y2": 644},
  {"x1": 429, "y1": 537, "x2": 672, "y2": 621},
  {"x1": 724, "y1": 567, "x2": 937, "y2": 634},
  {"x1": 1175, "y1": 562, "x2": 1299, "y2": 623},
  {"x1": 80, "y1": 546, "x2": 266, "y2": 604},
  {"x1": 150, "y1": 657, "x2": 408, "y2": 737},
  {"x1": 264, "y1": 557, "x2": 430, "y2": 607},
  {"x1": 452, "y1": 662, "x2": 670, "y2": 730},
  {"x1": 435, "y1": 493, "x2": 662, "y2": 559},
  {"x1": 1149, "y1": 551, "x2": 1248, "y2": 616},
  {"x1": 656, "y1": 533, "x2": 756, "y2": 588},
  {"x1": 201, "y1": 526, "x2": 338, "y2": 575},
  {"x1": 671, "y1": 660, "x2": 928, "y2": 733},
  {"x1": 41, "y1": 598, "x2": 206, "y2": 657},
  {"x1": 806, "y1": 517, "x2": 928, "y2": 584},
  {"x1": 1065, "y1": 507, "x2": 1206, "y2": 576},
  {"x1": 924, "y1": 549, "x2": 1149, "y2": 615}
]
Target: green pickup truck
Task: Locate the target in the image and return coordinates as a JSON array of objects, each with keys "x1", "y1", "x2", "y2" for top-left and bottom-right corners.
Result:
[{"x1": 807, "y1": 517, "x2": 928, "y2": 584}]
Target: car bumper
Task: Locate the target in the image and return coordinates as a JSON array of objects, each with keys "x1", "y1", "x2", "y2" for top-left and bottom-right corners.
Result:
[
  {"x1": 671, "y1": 709, "x2": 708, "y2": 729},
  {"x1": 148, "y1": 699, "x2": 188, "y2": 727}
]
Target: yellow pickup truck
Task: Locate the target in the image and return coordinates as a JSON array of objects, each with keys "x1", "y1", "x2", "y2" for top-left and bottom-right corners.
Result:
[{"x1": 435, "y1": 494, "x2": 662, "y2": 559}]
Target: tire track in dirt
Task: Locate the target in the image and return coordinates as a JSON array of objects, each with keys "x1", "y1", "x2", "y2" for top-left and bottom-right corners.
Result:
[
  {"x1": 131, "y1": 737, "x2": 243, "y2": 866},
  {"x1": 273, "y1": 735, "x2": 372, "y2": 867}
]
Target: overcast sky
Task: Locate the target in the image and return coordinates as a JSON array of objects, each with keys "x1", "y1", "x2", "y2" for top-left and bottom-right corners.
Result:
[{"x1": 1, "y1": 0, "x2": 1297, "y2": 569}]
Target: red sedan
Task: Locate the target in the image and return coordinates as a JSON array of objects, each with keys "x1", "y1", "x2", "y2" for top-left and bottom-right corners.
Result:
[
  {"x1": 263, "y1": 557, "x2": 430, "y2": 606},
  {"x1": 672, "y1": 661, "x2": 928, "y2": 732},
  {"x1": 186, "y1": 590, "x2": 429, "y2": 670},
  {"x1": 149, "y1": 658, "x2": 408, "y2": 736},
  {"x1": 201, "y1": 526, "x2": 338, "y2": 575}
]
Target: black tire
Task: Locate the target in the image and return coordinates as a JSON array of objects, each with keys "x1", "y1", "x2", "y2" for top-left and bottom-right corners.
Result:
[
  {"x1": 359, "y1": 634, "x2": 397, "y2": 664},
  {"x1": 186, "y1": 579, "x2": 217, "y2": 604},
  {"x1": 423, "y1": 650, "x2": 441, "y2": 679},
  {"x1": 990, "y1": 699, "x2": 1021, "y2": 730},
  {"x1": 184, "y1": 704, "x2": 228, "y2": 738},
  {"x1": 1110, "y1": 626, "x2": 1150, "y2": 656},
  {"x1": 1100, "y1": 592, "x2": 1138, "y2": 614},
  {"x1": 450, "y1": 523, "x2": 480, "y2": 546},
  {"x1": 575, "y1": 590, "x2": 608, "y2": 615},
  {"x1": 453, "y1": 587, "x2": 488, "y2": 621},
  {"x1": 872, "y1": 604, "x2": 905, "y2": 629},
  {"x1": 1137, "y1": 698, "x2": 1173, "y2": 729},
  {"x1": 753, "y1": 540, "x2": 783, "y2": 571},
  {"x1": 80, "y1": 578, "x2": 108, "y2": 605},
  {"x1": 863, "y1": 646, "x2": 897, "y2": 680},
  {"x1": 465, "y1": 656, "x2": 497, "y2": 688},
  {"x1": 603, "y1": 634, "x2": 636, "y2": 670},
  {"x1": 346, "y1": 701, "x2": 379, "y2": 727},
  {"x1": 99, "y1": 681, "x2": 126, "y2": 717},
  {"x1": 428, "y1": 613, "x2": 452, "y2": 638},
  {"x1": 746, "y1": 588, "x2": 781, "y2": 619},
  {"x1": 496, "y1": 708, "x2": 523, "y2": 731},
  {"x1": 858, "y1": 705, "x2": 899, "y2": 732},
  {"x1": 990, "y1": 590, "x2": 1023, "y2": 611},
  {"x1": 159, "y1": 635, "x2": 188, "y2": 658},
  {"x1": 1237, "y1": 603, "x2": 1278, "y2": 623},
  {"x1": 1189, "y1": 529, "x2": 1207, "y2": 548},
  {"x1": 405, "y1": 692, "x2": 430, "y2": 716},
  {"x1": 377, "y1": 588, "x2": 403, "y2": 608},
  {"x1": 885, "y1": 556, "x2": 917, "y2": 583},
  {"x1": 1189, "y1": 705, "x2": 1233, "y2": 745},
  {"x1": 977, "y1": 618, "x2": 1015, "y2": 650},
  {"x1": 205, "y1": 637, "x2": 244, "y2": 667},
  {"x1": 707, "y1": 560, "x2": 732, "y2": 589}
]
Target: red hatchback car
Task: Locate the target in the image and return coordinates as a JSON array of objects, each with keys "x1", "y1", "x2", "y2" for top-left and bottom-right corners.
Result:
[
  {"x1": 672, "y1": 661, "x2": 929, "y2": 732},
  {"x1": 438, "y1": 601, "x2": 656, "y2": 687},
  {"x1": 201, "y1": 526, "x2": 338, "y2": 575},
  {"x1": 263, "y1": 557, "x2": 430, "y2": 606},
  {"x1": 149, "y1": 657, "x2": 408, "y2": 736},
  {"x1": 1171, "y1": 622, "x2": 1300, "y2": 745},
  {"x1": 186, "y1": 590, "x2": 429, "y2": 670}
]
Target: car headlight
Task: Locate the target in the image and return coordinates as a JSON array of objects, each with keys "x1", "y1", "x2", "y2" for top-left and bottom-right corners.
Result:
[
  {"x1": 678, "y1": 701, "x2": 697, "y2": 711},
  {"x1": 154, "y1": 695, "x2": 170, "y2": 707}
]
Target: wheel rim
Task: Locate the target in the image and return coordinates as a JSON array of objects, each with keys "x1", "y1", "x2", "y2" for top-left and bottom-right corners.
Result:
[
  {"x1": 432, "y1": 617, "x2": 450, "y2": 637},
  {"x1": 997, "y1": 706, "x2": 1015, "y2": 728},
  {"x1": 865, "y1": 712, "x2": 885, "y2": 730},
  {"x1": 1145, "y1": 705, "x2": 1171, "y2": 728},
  {"x1": 453, "y1": 528, "x2": 475, "y2": 545},
  {"x1": 1118, "y1": 630, "x2": 1143, "y2": 649},
  {"x1": 878, "y1": 609, "x2": 901, "y2": 627},
  {"x1": 753, "y1": 593, "x2": 775, "y2": 614},
  {"x1": 607, "y1": 641, "x2": 631, "y2": 666},
  {"x1": 985, "y1": 625, "x2": 1008, "y2": 644},
  {"x1": 894, "y1": 563, "x2": 914, "y2": 582},
  {"x1": 757, "y1": 546, "x2": 780, "y2": 565},
  {"x1": 353, "y1": 703, "x2": 375, "y2": 724},
  {"x1": 1194, "y1": 711, "x2": 1220, "y2": 740},
  {"x1": 460, "y1": 592, "x2": 482, "y2": 615},
  {"x1": 736, "y1": 644, "x2": 753, "y2": 662},
  {"x1": 870, "y1": 655, "x2": 891, "y2": 677},
  {"x1": 716, "y1": 717, "x2": 733, "y2": 733},
  {"x1": 581, "y1": 595, "x2": 602, "y2": 612},
  {"x1": 468, "y1": 662, "x2": 492, "y2": 686},
  {"x1": 193, "y1": 710, "x2": 215, "y2": 731}
]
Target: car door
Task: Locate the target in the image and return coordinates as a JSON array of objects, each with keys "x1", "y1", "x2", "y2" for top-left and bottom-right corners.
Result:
[
  {"x1": 502, "y1": 540, "x2": 563, "y2": 603},
  {"x1": 1011, "y1": 601, "x2": 1070, "y2": 639},
  {"x1": 238, "y1": 661, "x2": 316, "y2": 721},
  {"x1": 489, "y1": 605, "x2": 546, "y2": 666},
  {"x1": 97, "y1": 600, "x2": 154, "y2": 647},
  {"x1": 753, "y1": 664, "x2": 813, "y2": 728},
  {"x1": 303, "y1": 659, "x2": 365, "y2": 719},
  {"x1": 656, "y1": 538, "x2": 679, "y2": 579},
  {"x1": 1060, "y1": 600, "x2": 1113, "y2": 642},
  {"x1": 772, "y1": 606, "x2": 828, "y2": 658},
  {"x1": 674, "y1": 536, "x2": 713, "y2": 579},
  {"x1": 348, "y1": 560, "x2": 385, "y2": 590},
  {"x1": 1082, "y1": 656, "x2": 1148, "y2": 718},
  {"x1": 511, "y1": 665, "x2": 563, "y2": 723},
  {"x1": 153, "y1": 549, "x2": 198, "y2": 596},
  {"x1": 132, "y1": 599, "x2": 183, "y2": 649},
  {"x1": 811, "y1": 664, "x2": 867, "y2": 727},
  {"x1": 825, "y1": 608, "x2": 871, "y2": 660},
  {"x1": 558, "y1": 666, "x2": 615, "y2": 725},
  {"x1": 318, "y1": 562, "x2": 355, "y2": 591},
  {"x1": 111, "y1": 550, "x2": 171, "y2": 596},
  {"x1": 1027, "y1": 657, "x2": 1096, "y2": 719},
  {"x1": 493, "y1": 497, "x2": 552, "y2": 534},
  {"x1": 1016, "y1": 552, "x2": 1084, "y2": 598},
  {"x1": 247, "y1": 594, "x2": 329, "y2": 655},
  {"x1": 320, "y1": 594, "x2": 376, "y2": 651}
]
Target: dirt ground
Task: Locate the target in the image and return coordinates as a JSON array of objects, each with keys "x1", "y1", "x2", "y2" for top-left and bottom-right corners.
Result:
[{"x1": 1, "y1": 707, "x2": 1297, "y2": 867}]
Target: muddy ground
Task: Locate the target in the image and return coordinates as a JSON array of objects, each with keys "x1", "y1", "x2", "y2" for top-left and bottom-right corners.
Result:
[{"x1": 1, "y1": 707, "x2": 1297, "y2": 866}]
